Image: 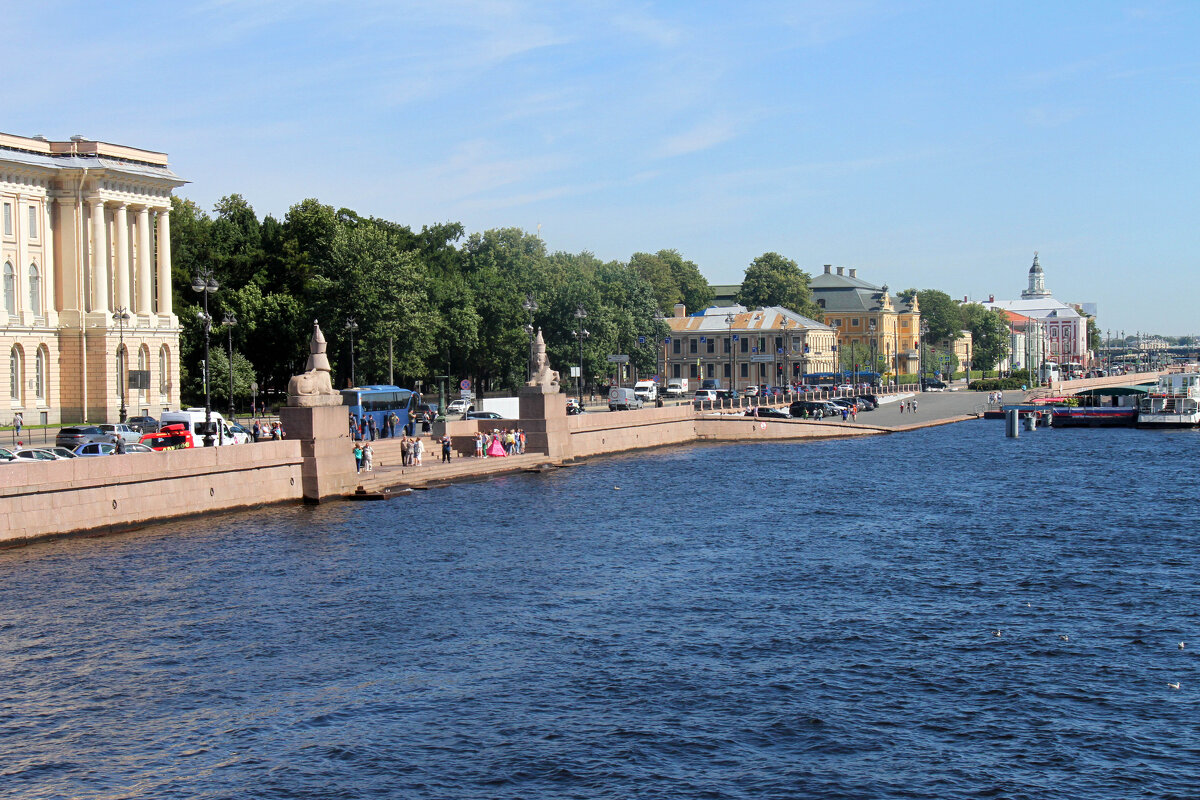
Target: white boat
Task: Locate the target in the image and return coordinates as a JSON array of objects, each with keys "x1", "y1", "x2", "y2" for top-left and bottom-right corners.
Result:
[{"x1": 1137, "y1": 373, "x2": 1200, "y2": 427}]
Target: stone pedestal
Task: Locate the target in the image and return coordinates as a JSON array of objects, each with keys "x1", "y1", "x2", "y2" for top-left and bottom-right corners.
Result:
[
  {"x1": 519, "y1": 388, "x2": 571, "y2": 460},
  {"x1": 280, "y1": 404, "x2": 357, "y2": 502}
]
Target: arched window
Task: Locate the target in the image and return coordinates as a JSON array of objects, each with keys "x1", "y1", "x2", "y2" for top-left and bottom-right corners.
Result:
[
  {"x1": 35, "y1": 346, "x2": 47, "y2": 401},
  {"x1": 3, "y1": 262, "x2": 14, "y2": 316},
  {"x1": 159, "y1": 344, "x2": 169, "y2": 400},
  {"x1": 138, "y1": 346, "x2": 149, "y2": 403},
  {"x1": 28, "y1": 263, "x2": 41, "y2": 316},
  {"x1": 9, "y1": 346, "x2": 22, "y2": 403}
]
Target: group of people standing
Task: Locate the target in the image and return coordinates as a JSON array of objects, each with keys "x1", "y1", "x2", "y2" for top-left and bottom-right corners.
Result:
[
  {"x1": 897, "y1": 400, "x2": 918, "y2": 414},
  {"x1": 251, "y1": 420, "x2": 284, "y2": 441},
  {"x1": 352, "y1": 409, "x2": 434, "y2": 441},
  {"x1": 473, "y1": 429, "x2": 524, "y2": 458}
]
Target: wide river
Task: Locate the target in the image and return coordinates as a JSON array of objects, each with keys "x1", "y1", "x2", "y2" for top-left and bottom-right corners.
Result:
[{"x1": 2, "y1": 420, "x2": 1198, "y2": 799}]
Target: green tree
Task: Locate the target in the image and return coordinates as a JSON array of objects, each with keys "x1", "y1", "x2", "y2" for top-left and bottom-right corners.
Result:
[
  {"x1": 916, "y1": 289, "x2": 963, "y2": 345},
  {"x1": 1085, "y1": 316, "x2": 1101, "y2": 351},
  {"x1": 736, "y1": 252, "x2": 821, "y2": 318},
  {"x1": 960, "y1": 304, "x2": 1011, "y2": 370}
]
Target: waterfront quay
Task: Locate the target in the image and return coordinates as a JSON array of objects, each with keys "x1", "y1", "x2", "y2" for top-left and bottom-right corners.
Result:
[{"x1": 0, "y1": 385, "x2": 990, "y2": 546}]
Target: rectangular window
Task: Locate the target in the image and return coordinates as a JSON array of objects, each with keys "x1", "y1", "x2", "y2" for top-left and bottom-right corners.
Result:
[
  {"x1": 724, "y1": 337, "x2": 731, "y2": 354},
  {"x1": 672, "y1": 363, "x2": 681, "y2": 378},
  {"x1": 740, "y1": 337, "x2": 748, "y2": 353},
  {"x1": 723, "y1": 363, "x2": 731, "y2": 378},
  {"x1": 758, "y1": 337, "x2": 766, "y2": 353},
  {"x1": 759, "y1": 363, "x2": 767, "y2": 377},
  {"x1": 706, "y1": 338, "x2": 715, "y2": 354},
  {"x1": 28, "y1": 206, "x2": 37, "y2": 239},
  {"x1": 775, "y1": 336, "x2": 783, "y2": 353},
  {"x1": 851, "y1": 318, "x2": 859, "y2": 327},
  {"x1": 2, "y1": 203, "x2": 11, "y2": 236},
  {"x1": 689, "y1": 339, "x2": 697, "y2": 354},
  {"x1": 706, "y1": 364, "x2": 715, "y2": 378},
  {"x1": 673, "y1": 339, "x2": 681, "y2": 355},
  {"x1": 741, "y1": 363, "x2": 749, "y2": 378},
  {"x1": 689, "y1": 363, "x2": 697, "y2": 378}
]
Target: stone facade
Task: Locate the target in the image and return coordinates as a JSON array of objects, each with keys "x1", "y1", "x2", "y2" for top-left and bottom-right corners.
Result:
[
  {"x1": 1, "y1": 132, "x2": 184, "y2": 425},
  {"x1": 810, "y1": 266, "x2": 923, "y2": 376}
]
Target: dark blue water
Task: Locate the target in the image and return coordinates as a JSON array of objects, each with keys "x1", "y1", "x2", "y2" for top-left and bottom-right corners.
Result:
[{"x1": 2, "y1": 421, "x2": 1199, "y2": 799}]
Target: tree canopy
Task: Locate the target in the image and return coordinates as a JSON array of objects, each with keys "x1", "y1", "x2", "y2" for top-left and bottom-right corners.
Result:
[{"x1": 736, "y1": 253, "x2": 822, "y2": 319}]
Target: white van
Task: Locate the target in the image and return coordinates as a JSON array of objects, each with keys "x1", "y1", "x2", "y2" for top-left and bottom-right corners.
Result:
[
  {"x1": 608, "y1": 387, "x2": 643, "y2": 411},
  {"x1": 633, "y1": 380, "x2": 659, "y2": 402},
  {"x1": 160, "y1": 409, "x2": 242, "y2": 446}
]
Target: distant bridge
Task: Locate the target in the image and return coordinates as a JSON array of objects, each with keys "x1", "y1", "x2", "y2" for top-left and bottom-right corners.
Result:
[{"x1": 1028, "y1": 370, "x2": 1165, "y2": 399}]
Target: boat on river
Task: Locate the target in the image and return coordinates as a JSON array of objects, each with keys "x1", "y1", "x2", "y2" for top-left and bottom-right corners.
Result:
[
  {"x1": 1051, "y1": 407, "x2": 1137, "y2": 427},
  {"x1": 1137, "y1": 373, "x2": 1200, "y2": 427}
]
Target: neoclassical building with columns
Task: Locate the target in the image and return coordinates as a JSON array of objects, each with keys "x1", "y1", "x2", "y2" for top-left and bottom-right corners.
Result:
[{"x1": 1, "y1": 132, "x2": 184, "y2": 426}]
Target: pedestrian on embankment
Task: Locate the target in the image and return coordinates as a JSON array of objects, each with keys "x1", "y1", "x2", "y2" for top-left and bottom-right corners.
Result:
[
  {"x1": 363, "y1": 443, "x2": 374, "y2": 472},
  {"x1": 353, "y1": 444, "x2": 363, "y2": 473},
  {"x1": 441, "y1": 434, "x2": 452, "y2": 463}
]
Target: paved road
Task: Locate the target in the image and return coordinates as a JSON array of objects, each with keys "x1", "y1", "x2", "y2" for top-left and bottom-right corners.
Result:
[{"x1": 847, "y1": 388, "x2": 1003, "y2": 430}]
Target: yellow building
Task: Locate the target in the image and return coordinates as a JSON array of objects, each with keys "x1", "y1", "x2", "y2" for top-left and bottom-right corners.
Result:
[
  {"x1": 665, "y1": 304, "x2": 837, "y2": 390},
  {"x1": 2, "y1": 132, "x2": 185, "y2": 424},
  {"x1": 810, "y1": 266, "x2": 921, "y2": 377}
]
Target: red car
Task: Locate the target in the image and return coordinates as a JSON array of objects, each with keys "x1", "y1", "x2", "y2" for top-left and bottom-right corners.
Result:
[{"x1": 138, "y1": 424, "x2": 195, "y2": 451}]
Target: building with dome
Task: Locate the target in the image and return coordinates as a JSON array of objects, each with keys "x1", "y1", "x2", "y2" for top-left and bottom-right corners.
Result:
[{"x1": 984, "y1": 253, "x2": 1090, "y2": 368}]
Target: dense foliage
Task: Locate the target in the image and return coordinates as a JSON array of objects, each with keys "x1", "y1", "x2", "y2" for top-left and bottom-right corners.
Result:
[{"x1": 170, "y1": 196, "x2": 735, "y2": 407}]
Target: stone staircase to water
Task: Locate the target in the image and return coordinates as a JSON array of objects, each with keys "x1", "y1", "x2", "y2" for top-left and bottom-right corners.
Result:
[{"x1": 351, "y1": 437, "x2": 551, "y2": 495}]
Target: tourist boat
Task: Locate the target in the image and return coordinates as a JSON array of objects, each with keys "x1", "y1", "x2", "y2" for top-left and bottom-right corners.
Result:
[
  {"x1": 1051, "y1": 407, "x2": 1137, "y2": 427},
  {"x1": 1137, "y1": 373, "x2": 1200, "y2": 427}
]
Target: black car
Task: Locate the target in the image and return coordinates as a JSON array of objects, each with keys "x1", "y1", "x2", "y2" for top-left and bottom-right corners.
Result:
[
  {"x1": 126, "y1": 415, "x2": 160, "y2": 433},
  {"x1": 744, "y1": 407, "x2": 790, "y2": 420},
  {"x1": 855, "y1": 395, "x2": 878, "y2": 410},
  {"x1": 921, "y1": 378, "x2": 948, "y2": 391},
  {"x1": 465, "y1": 411, "x2": 503, "y2": 420}
]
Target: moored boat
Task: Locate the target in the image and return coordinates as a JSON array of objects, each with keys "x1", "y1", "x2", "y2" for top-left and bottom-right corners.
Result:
[
  {"x1": 1137, "y1": 373, "x2": 1200, "y2": 427},
  {"x1": 1051, "y1": 407, "x2": 1137, "y2": 427}
]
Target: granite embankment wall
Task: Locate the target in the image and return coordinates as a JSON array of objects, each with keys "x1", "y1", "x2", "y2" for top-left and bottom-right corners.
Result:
[{"x1": 0, "y1": 441, "x2": 303, "y2": 546}]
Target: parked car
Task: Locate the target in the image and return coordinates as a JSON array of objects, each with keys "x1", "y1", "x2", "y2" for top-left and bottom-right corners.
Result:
[
  {"x1": 74, "y1": 442, "x2": 117, "y2": 457},
  {"x1": 126, "y1": 415, "x2": 160, "y2": 434},
  {"x1": 693, "y1": 389, "x2": 721, "y2": 406},
  {"x1": 565, "y1": 397, "x2": 584, "y2": 415},
  {"x1": 46, "y1": 446, "x2": 79, "y2": 459},
  {"x1": 14, "y1": 448, "x2": 70, "y2": 461},
  {"x1": 465, "y1": 411, "x2": 503, "y2": 420},
  {"x1": 744, "y1": 407, "x2": 791, "y2": 419},
  {"x1": 227, "y1": 424, "x2": 253, "y2": 445},
  {"x1": 56, "y1": 426, "x2": 112, "y2": 449},
  {"x1": 446, "y1": 398, "x2": 472, "y2": 416},
  {"x1": 856, "y1": 394, "x2": 879, "y2": 409},
  {"x1": 789, "y1": 400, "x2": 843, "y2": 417},
  {"x1": 98, "y1": 423, "x2": 142, "y2": 444},
  {"x1": 125, "y1": 443, "x2": 154, "y2": 454},
  {"x1": 743, "y1": 385, "x2": 760, "y2": 396},
  {"x1": 921, "y1": 378, "x2": 947, "y2": 391},
  {"x1": 0, "y1": 447, "x2": 17, "y2": 462},
  {"x1": 139, "y1": 424, "x2": 195, "y2": 451}
]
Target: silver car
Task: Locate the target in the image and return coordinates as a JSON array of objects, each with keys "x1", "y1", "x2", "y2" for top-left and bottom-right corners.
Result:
[{"x1": 98, "y1": 423, "x2": 142, "y2": 444}]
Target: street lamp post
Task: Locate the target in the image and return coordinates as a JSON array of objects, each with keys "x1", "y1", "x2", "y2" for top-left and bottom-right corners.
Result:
[
  {"x1": 574, "y1": 304, "x2": 588, "y2": 407},
  {"x1": 112, "y1": 306, "x2": 130, "y2": 423},
  {"x1": 869, "y1": 319, "x2": 877, "y2": 391},
  {"x1": 345, "y1": 317, "x2": 359, "y2": 387},
  {"x1": 652, "y1": 310, "x2": 666, "y2": 389},
  {"x1": 919, "y1": 321, "x2": 929, "y2": 391},
  {"x1": 523, "y1": 294, "x2": 539, "y2": 381},
  {"x1": 191, "y1": 270, "x2": 219, "y2": 447},
  {"x1": 725, "y1": 313, "x2": 735, "y2": 392},
  {"x1": 223, "y1": 311, "x2": 238, "y2": 420}
]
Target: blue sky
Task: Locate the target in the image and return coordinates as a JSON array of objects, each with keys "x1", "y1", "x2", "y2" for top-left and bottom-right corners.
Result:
[{"x1": 7, "y1": 1, "x2": 1199, "y2": 333}]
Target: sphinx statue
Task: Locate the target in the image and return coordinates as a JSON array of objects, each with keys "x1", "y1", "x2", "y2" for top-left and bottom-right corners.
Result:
[
  {"x1": 287, "y1": 321, "x2": 343, "y2": 407},
  {"x1": 525, "y1": 328, "x2": 560, "y2": 392}
]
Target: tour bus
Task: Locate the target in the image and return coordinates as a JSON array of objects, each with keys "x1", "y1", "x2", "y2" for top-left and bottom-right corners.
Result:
[{"x1": 342, "y1": 385, "x2": 419, "y2": 435}]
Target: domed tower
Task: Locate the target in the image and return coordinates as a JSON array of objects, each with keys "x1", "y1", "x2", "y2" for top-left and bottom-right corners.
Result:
[{"x1": 1021, "y1": 251, "x2": 1051, "y2": 299}]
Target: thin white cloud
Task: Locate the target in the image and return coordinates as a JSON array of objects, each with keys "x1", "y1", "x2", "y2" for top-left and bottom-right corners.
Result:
[{"x1": 655, "y1": 118, "x2": 738, "y2": 158}]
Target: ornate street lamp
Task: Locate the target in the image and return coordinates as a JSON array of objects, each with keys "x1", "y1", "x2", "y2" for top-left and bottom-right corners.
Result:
[
  {"x1": 345, "y1": 317, "x2": 359, "y2": 387},
  {"x1": 191, "y1": 270, "x2": 219, "y2": 446},
  {"x1": 725, "y1": 313, "x2": 736, "y2": 391},
  {"x1": 868, "y1": 318, "x2": 878, "y2": 390},
  {"x1": 111, "y1": 307, "x2": 131, "y2": 423},
  {"x1": 523, "y1": 294, "x2": 539, "y2": 381},
  {"x1": 223, "y1": 311, "x2": 238, "y2": 419},
  {"x1": 574, "y1": 304, "x2": 588, "y2": 407},
  {"x1": 919, "y1": 320, "x2": 929, "y2": 392}
]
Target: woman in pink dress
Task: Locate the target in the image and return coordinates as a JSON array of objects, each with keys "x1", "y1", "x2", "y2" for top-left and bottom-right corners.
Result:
[{"x1": 486, "y1": 429, "x2": 507, "y2": 457}]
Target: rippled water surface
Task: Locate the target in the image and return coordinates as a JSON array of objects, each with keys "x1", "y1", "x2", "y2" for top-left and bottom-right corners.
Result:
[{"x1": 2, "y1": 421, "x2": 1199, "y2": 799}]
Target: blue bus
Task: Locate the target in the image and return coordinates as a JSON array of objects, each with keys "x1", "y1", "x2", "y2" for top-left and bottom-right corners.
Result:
[
  {"x1": 341, "y1": 385, "x2": 418, "y2": 436},
  {"x1": 804, "y1": 371, "x2": 882, "y2": 387}
]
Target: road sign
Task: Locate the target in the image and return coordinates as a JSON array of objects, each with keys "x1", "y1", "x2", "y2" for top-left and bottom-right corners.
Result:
[
  {"x1": 607, "y1": 354, "x2": 630, "y2": 363},
  {"x1": 570, "y1": 366, "x2": 581, "y2": 377},
  {"x1": 637, "y1": 336, "x2": 646, "y2": 344},
  {"x1": 460, "y1": 379, "x2": 471, "y2": 390}
]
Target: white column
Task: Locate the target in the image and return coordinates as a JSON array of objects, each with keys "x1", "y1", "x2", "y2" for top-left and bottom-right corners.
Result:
[
  {"x1": 89, "y1": 199, "x2": 109, "y2": 313},
  {"x1": 114, "y1": 203, "x2": 130, "y2": 311},
  {"x1": 42, "y1": 199, "x2": 55, "y2": 314},
  {"x1": 136, "y1": 206, "x2": 152, "y2": 314},
  {"x1": 156, "y1": 208, "x2": 172, "y2": 316}
]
